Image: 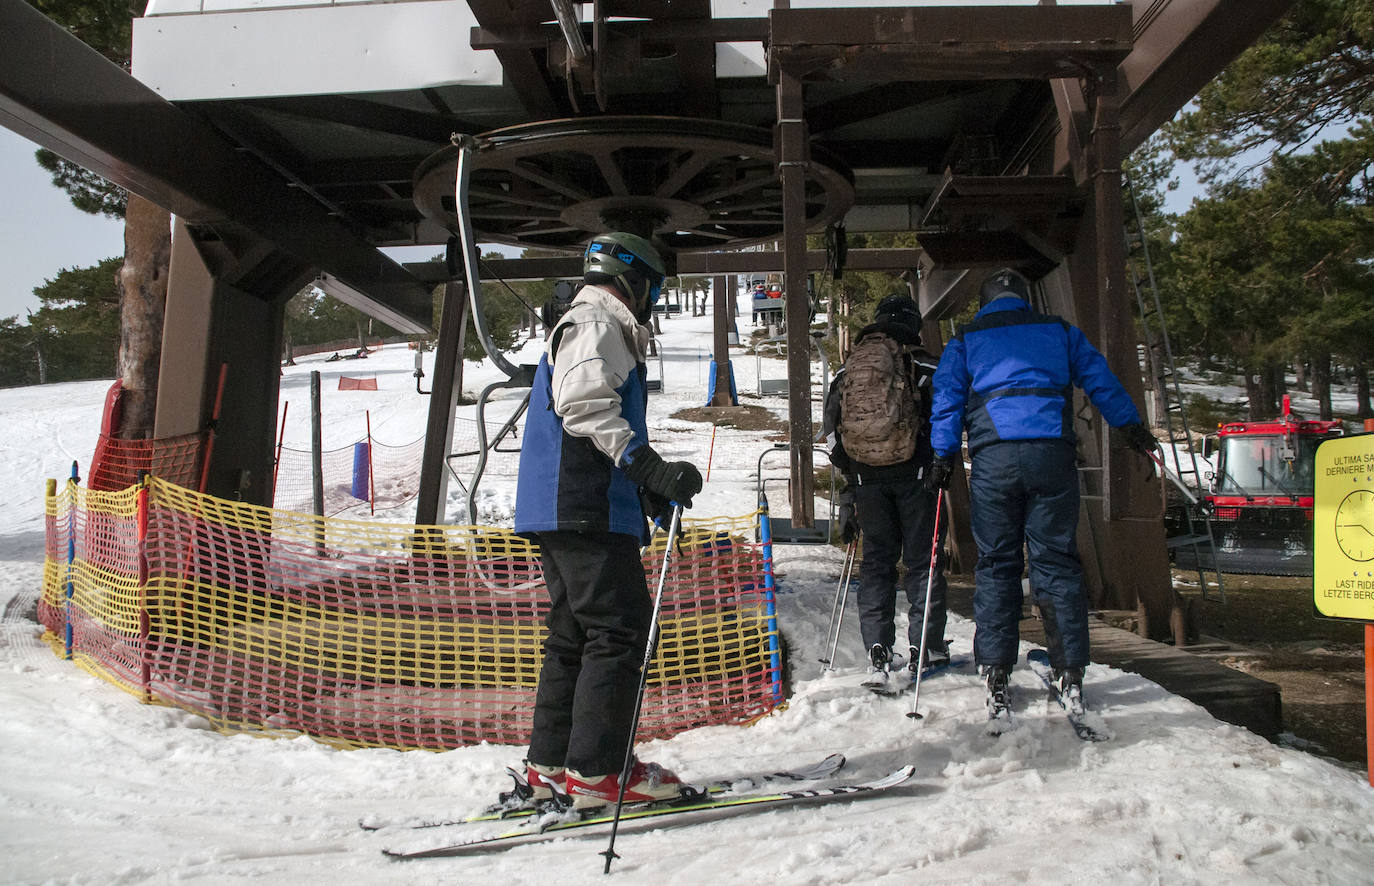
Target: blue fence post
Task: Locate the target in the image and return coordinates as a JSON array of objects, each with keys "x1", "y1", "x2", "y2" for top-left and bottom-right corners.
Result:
[
  {"x1": 64, "y1": 460, "x2": 79, "y2": 660},
  {"x1": 758, "y1": 502, "x2": 782, "y2": 704},
  {"x1": 704, "y1": 361, "x2": 739, "y2": 407}
]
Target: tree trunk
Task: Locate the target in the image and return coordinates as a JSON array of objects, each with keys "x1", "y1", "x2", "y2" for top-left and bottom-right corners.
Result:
[
  {"x1": 1243, "y1": 365, "x2": 1264, "y2": 420},
  {"x1": 1253, "y1": 363, "x2": 1282, "y2": 418},
  {"x1": 1356, "y1": 358, "x2": 1371, "y2": 420},
  {"x1": 1312, "y1": 352, "x2": 1333, "y2": 420},
  {"x1": 116, "y1": 194, "x2": 172, "y2": 439},
  {"x1": 33, "y1": 338, "x2": 47, "y2": 385}
]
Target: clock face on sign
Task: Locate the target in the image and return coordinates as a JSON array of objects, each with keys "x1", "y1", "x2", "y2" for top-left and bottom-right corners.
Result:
[{"x1": 1335, "y1": 488, "x2": 1374, "y2": 562}]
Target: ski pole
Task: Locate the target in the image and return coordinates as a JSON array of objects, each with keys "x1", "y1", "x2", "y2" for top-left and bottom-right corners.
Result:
[
  {"x1": 907, "y1": 489, "x2": 944, "y2": 721},
  {"x1": 819, "y1": 538, "x2": 857, "y2": 672},
  {"x1": 601, "y1": 503, "x2": 683, "y2": 874}
]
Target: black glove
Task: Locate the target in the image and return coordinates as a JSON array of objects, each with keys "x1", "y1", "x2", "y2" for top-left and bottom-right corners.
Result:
[
  {"x1": 926, "y1": 456, "x2": 953, "y2": 491},
  {"x1": 836, "y1": 489, "x2": 858, "y2": 544},
  {"x1": 624, "y1": 445, "x2": 703, "y2": 508},
  {"x1": 640, "y1": 489, "x2": 675, "y2": 529},
  {"x1": 1120, "y1": 422, "x2": 1157, "y2": 456}
]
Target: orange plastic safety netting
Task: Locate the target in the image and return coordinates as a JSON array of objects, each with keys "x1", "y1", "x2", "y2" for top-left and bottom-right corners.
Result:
[
  {"x1": 87, "y1": 432, "x2": 205, "y2": 492},
  {"x1": 40, "y1": 477, "x2": 781, "y2": 750}
]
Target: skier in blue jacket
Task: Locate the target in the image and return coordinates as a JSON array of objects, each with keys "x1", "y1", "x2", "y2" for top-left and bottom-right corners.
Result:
[
  {"x1": 513, "y1": 231, "x2": 702, "y2": 810},
  {"x1": 926, "y1": 268, "x2": 1155, "y2": 725}
]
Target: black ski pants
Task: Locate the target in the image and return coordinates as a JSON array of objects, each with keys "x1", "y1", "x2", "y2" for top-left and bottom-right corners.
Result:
[
  {"x1": 527, "y1": 529, "x2": 651, "y2": 776},
  {"x1": 854, "y1": 476, "x2": 948, "y2": 659}
]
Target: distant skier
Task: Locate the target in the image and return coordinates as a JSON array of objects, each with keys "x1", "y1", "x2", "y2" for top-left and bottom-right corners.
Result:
[
  {"x1": 513, "y1": 231, "x2": 703, "y2": 809},
  {"x1": 927, "y1": 268, "x2": 1155, "y2": 728}
]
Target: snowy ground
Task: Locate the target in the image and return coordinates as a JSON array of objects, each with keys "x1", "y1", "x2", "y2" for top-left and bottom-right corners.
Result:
[{"x1": 2, "y1": 296, "x2": 1372, "y2": 885}]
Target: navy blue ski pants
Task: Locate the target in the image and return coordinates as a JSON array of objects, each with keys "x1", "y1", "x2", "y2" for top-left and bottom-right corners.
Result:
[{"x1": 968, "y1": 440, "x2": 1088, "y2": 670}]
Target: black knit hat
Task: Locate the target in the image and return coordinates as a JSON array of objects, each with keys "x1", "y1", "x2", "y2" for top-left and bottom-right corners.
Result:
[{"x1": 874, "y1": 293, "x2": 921, "y2": 330}]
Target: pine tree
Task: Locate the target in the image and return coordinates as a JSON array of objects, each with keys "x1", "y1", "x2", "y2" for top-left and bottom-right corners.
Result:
[{"x1": 27, "y1": 0, "x2": 170, "y2": 436}]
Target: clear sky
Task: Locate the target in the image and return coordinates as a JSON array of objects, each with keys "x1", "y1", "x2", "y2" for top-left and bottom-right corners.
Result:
[{"x1": 0, "y1": 128, "x2": 127, "y2": 322}]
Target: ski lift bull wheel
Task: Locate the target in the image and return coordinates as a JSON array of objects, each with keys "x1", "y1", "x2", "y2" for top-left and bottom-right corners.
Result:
[{"x1": 412, "y1": 116, "x2": 854, "y2": 253}]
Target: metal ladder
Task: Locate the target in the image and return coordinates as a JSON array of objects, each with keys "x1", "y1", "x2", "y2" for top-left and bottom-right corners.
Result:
[{"x1": 1123, "y1": 174, "x2": 1225, "y2": 603}]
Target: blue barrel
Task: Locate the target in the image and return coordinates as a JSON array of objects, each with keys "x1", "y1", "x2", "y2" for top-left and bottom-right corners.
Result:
[{"x1": 351, "y1": 441, "x2": 371, "y2": 499}]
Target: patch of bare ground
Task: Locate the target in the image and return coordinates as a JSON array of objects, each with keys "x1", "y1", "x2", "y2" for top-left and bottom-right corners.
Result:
[
  {"x1": 1190, "y1": 573, "x2": 1367, "y2": 769},
  {"x1": 671, "y1": 405, "x2": 789, "y2": 434},
  {"x1": 947, "y1": 571, "x2": 1367, "y2": 771}
]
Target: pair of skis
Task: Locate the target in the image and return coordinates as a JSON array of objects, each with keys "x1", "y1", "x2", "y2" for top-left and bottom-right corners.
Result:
[
  {"x1": 361, "y1": 752, "x2": 846, "y2": 832},
  {"x1": 985, "y1": 649, "x2": 1109, "y2": 742},
  {"x1": 378, "y1": 755, "x2": 917, "y2": 860}
]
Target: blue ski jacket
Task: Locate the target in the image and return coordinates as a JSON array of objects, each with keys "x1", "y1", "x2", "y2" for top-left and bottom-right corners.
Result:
[
  {"x1": 930, "y1": 296, "x2": 1141, "y2": 458},
  {"x1": 514, "y1": 284, "x2": 652, "y2": 544}
]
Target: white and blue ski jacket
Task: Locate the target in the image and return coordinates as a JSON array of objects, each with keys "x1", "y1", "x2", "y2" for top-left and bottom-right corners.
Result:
[{"x1": 514, "y1": 284, "x2": 652, "y2": 544}]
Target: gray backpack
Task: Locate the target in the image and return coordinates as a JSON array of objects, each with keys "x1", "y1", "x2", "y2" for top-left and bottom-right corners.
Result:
[{"x1": 838, "y1": 332, "x2": 920, "y2": 466}]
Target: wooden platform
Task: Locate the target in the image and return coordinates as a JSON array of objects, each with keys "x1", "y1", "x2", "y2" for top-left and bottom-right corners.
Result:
[{"x1": 946, "y1": 582, "x2": 1283, "y2": 738}]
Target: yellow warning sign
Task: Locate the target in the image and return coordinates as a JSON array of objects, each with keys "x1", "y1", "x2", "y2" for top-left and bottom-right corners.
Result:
[{"x1": 1314, "y1": 433, "x2": 1374, "y2": 622}]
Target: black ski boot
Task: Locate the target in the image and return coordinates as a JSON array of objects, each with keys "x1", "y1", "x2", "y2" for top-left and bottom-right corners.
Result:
[
  {"x1": 1053, "y1": 666, "x2": 1085, "y2": 716},
  {"x1": 983, "y1": 665, "x2": 1013, "y2": 734},
  {"x1": 861, "y1": 644, "x2": 893, "y2": 692}
]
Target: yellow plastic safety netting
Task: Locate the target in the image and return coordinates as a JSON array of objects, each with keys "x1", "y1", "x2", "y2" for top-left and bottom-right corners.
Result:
[{"x1": 41, "y1": 477, "x2": 781, "y2": 750}]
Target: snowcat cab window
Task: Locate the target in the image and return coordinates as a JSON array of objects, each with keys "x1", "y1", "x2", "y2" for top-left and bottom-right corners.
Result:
[{"x1": 1216, "y1": 435, "x2": 1317, "y2": 498}]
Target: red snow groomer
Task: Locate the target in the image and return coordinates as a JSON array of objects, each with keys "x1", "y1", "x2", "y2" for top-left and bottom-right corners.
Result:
[{"x1": 1197, "y1": 395, "x2": 1344, "y2": 576}]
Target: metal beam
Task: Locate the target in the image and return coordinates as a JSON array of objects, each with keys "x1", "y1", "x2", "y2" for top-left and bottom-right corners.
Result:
[
  {"x1": 471, "y1": 17, "x2": 768, "y2": 49},
  {"x1": 415, "y1": 281, "x2": 469, "y2": 526},
  {"x1": 778, "y1": 70, "x2": 815, "y2": 529},
  {"x1": 1117, "y1": 0, "x2": 1297, "y2": 154},
  {"x1": 768, "y1": 6, "x2": 1133, "y2": 82},
  {"x1": 0, "y1": 0, "x2": 433, "y2": 334},
  {"x1": 467, "y1": 0, "x2": 561, "y2": 118},
  {"x1": 403, "y1": 248, "x2": 927, "y2": 285}
]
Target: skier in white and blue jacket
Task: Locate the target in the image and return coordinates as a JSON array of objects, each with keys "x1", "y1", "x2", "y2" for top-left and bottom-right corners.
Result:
[
  {"x1": 926, "y1": 268, "x2": 1155, "y2": 720},
  {"x1": 514, "y1": 232, "x2": 702, "y2": 810}
]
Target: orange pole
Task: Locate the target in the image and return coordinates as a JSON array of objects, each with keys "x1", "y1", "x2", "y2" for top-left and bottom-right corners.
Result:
[
  {"x1": 706, "y1": 424, "x2": 717, "y2": 482},
  {"x1": 1366, "y1": 418, "x2": 1374, "y2": 788},
  {"x1": 1366, "y1": 624, "x2": 1373, "y2": 788},
  {"x1": 198, "y1": 363, "x2": 229, "y2": 493}
]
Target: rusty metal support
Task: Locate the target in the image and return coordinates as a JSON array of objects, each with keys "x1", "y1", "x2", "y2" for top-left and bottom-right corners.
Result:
[
  {"x1": 1080, "y1": 67, "x2": 1174, "y2": 632},
  {"x1": 1089, "y1": 70, "x2": 1131, "y2": 522},
  {"x1": 777, "y1": 70, "x2": 815, "y2": 528},
  {"x1": 415, "y1": 280, "x2": 469, "y2": 526},
  {"x1": 710, "y1": 274, "x2": 735, "y2": 406}
]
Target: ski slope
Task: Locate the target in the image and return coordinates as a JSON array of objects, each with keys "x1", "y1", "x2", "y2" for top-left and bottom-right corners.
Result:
[{"x1": 1, "y1": 298, "x2": 1371, "y2": 885}]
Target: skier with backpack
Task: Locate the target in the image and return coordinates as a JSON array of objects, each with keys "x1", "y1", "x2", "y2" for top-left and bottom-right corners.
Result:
[{"x1": 822, "y1": 293, "x2": 948, "y2": 694}]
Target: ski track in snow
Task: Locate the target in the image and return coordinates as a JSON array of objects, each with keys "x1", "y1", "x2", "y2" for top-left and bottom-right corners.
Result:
[{"x1": 1, "y1": 303, "x2": 1372, "y2": 885}]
